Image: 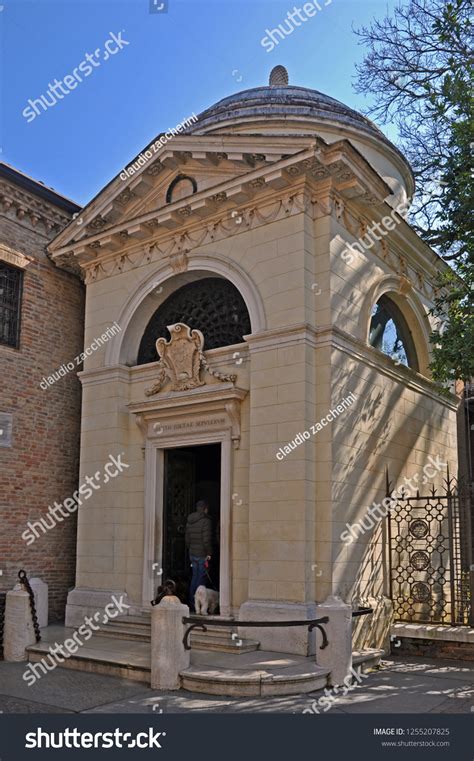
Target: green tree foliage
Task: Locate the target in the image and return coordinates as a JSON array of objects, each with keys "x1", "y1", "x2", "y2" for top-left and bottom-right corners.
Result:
[{"x1": 354, "y1": 0, "x2": 473, "y2": 382}]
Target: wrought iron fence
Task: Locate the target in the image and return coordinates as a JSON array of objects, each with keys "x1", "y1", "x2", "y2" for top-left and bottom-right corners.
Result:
[{"x1": 387, "y1": 470, "x2": 472, "y2": 626}]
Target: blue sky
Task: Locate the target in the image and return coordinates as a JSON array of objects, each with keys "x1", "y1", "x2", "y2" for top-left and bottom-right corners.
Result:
[{"x1": 1, "y1": 0, "x2": 399, "y2": 206}]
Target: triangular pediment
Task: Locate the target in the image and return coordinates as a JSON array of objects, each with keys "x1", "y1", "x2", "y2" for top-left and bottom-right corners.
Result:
[
  {"x1": 48, "y1": 132, "x2": 392, "y2": 273},
  {"x1": 49, "y1": 134, "x2": 310, "y2": 253},
  {"x1": 125, "y1": 162, "x2": 253, "y2": 220}
]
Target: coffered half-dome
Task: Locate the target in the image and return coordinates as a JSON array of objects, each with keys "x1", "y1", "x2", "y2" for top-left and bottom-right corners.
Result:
[{"x1": 186, "y1": 66, "x2": 414, "y2": 207}]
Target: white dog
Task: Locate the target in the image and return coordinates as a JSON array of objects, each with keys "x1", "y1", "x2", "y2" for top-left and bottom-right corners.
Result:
[{"x1": 194, "y1": 585, "x2": 219, "y2": 615}]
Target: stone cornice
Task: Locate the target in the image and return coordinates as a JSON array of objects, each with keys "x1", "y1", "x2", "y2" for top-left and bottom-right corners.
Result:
[
  {"x1": 78, "y1": 327, "x2": 456, "y2": 409},
  {"x1": 0, "y1": 179, "x2": 72, "y2": 237},
  {"x1": 0, "y1": 243, "x2": 34, "y2": 269},
  {"x1": 333, "y1": 197, "x2": 447, "y2": 303},
  {"x1": 128, "y1": 382, "x2": 247, "y2": 415},
  {"x1": 79, "y1": 343, "x2": 249, "y2": 387},
  {"x1": 78, "y1": 365, "x2": 131, "y2": 387},
  {"x1": 247, "y1": 322, "x2": 458, "y2": 409},
  {"x1": 245, "y1": 323, "x2": 319, "y2": 352},
  {"x1": 323, "y1": 324, "x2": 459, "y2": 410},
  {"x1": 128, "y1": 383, "x2": 248, "y2": 448},
  {"x1": 48, "y1": 139, "x2": 391, "y2": 271},
  {"x1": 45, "y1": 133, "x2": 443, "y2": 302},
  {"x1": 56, "y1": 183, "x2": 385, "y2": 287}
]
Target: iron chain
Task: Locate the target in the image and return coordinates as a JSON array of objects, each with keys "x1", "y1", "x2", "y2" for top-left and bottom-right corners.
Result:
[{"x1": 18, "y1": 569, "x2": 41, "y2": 643}]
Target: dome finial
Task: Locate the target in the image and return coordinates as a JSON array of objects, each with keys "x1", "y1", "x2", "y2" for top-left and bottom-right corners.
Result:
[{"x1": 269, "y1": 65, "x2": 289, "y2": 87}]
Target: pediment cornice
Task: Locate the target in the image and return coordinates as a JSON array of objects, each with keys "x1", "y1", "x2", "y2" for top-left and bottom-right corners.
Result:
[
  {"x1": 45, "y1": 129, "x2": 444, "y2": 304},
  {"x1": 333, "y1": 197, "x2": 443, "y2": 301},
  {"x1": 48, "y1": 135, "x2": 391, "y2": 272}
]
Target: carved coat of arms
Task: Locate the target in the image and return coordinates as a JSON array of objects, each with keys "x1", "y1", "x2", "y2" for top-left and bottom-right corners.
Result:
[{"x1": 145, "y1": 323, "x2": 236, "y2": 395}]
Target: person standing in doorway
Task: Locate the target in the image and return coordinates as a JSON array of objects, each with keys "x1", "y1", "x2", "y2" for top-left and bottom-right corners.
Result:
[{"x1": 185, "y1": 499, "x2": 212, "y2": 611}]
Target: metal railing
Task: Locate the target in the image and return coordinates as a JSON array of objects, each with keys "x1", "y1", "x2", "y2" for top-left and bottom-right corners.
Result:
[
  {"x1": 352, "y1": 607, "x2": 373, "y2": 618},
  {"x1": 182, "y1": 615, "x2": 330, "y2": 651}
]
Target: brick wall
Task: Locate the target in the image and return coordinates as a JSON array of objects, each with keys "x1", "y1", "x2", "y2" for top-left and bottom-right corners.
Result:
[
  {"x1": 392, "y1": 637, "x2": 474, "y2": 662},
  {"x1": 0, "y1": 182, "x2": 84, "y2": 621}
]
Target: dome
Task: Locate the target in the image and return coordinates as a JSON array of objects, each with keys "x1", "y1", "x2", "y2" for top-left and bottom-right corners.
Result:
[
  {"x1": 190, "y1": 86, "x2": 386, "y2": 144},
  {"x1": 185, "y1": 67, "x2": 414, "y2": 206}
]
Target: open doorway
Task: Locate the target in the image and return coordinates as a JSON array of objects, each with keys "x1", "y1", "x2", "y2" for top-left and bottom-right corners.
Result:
[{"x1": 162, "y1": 443, "x2": 221, "y2": 599}]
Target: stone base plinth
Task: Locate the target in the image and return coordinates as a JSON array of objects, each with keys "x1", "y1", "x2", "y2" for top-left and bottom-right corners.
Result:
[
  {"x1": 4, "y1": 588, "x2": 36, "y2": 661},
  {"x1": 238, "y1": 600, "x2": 319, "y2": 656},
  {"x1": 151, "y1": 596, "x2": 190, "y2": 690},
  {"x1": 65, "y1": 587, "x2": 130, "y2": 628}
]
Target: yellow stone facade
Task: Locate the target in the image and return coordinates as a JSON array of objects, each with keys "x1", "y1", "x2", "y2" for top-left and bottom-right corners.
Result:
[{"x1": 49, "y1": 72, "x2": 458, "y2": 654}]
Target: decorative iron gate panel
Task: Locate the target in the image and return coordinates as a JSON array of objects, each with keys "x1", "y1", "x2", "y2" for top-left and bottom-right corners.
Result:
[{"x1": 388, "y1": 473, "x2": 471, "y2": 625}]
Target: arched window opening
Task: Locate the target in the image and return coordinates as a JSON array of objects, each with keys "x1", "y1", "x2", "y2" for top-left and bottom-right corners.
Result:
[
  {"x1": 137, "y1": 277, "x2": 251, "y2": 365},
  {"x1": 166, "y1": 174, "x2": 197, "y2": 203},
  {"x1": 369, "y1": 294, "x2": 419, "y2": 371}
]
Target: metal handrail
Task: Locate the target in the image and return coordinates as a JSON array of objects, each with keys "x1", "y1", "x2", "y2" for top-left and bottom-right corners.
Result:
[
  {"x1": 352, "y1": 607, "x2": 373, "y2": 618},
  {"x1": 182, "y1": 615, "x2": 330, "y2": 651}
]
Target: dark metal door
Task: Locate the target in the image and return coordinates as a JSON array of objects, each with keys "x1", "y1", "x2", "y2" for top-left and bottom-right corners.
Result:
[{"x1": 163, "y1": 450, "x2": 196, "y2": 580}]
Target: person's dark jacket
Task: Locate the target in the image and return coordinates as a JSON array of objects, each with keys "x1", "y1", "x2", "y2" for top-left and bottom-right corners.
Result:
[{"x1": 185, "y1": 509, "x2": 212, "y2": 558}]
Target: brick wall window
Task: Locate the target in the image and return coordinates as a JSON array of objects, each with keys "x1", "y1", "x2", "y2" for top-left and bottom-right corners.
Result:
[{"x1": 0, "y1": 261, "x2": 23, "y2": 348}]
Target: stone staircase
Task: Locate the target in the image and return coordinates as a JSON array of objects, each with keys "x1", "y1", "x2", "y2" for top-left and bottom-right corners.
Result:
[
  {"x1": 26, "y1": 617, "x2": 384, "y2": 697},
  {"x1": 26, "y1": 623, "x2": 152, "y2": 684},
  {"x1": 100, "y1": 613, "x2": 260, "y2": 654},
  {"x1": 99, "y1": 614, "x2": 152, "y2": 643}
]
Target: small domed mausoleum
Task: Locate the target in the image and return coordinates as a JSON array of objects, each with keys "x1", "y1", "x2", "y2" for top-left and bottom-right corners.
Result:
[{"x1": 49, "y1": 67, "x2": 458, "y2": 662}]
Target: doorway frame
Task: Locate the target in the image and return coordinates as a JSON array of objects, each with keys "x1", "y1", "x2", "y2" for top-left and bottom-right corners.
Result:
[{"x1": 142, "y1": 430, "x2": 232, "y2": 615}]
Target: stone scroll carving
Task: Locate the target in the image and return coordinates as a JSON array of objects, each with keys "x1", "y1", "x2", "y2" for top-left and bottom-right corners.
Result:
[{"x1": 145, "y1": 323, "x2": 237, "y2": 395}]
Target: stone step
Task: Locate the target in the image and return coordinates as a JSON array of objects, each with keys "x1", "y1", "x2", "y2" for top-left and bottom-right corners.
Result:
[
  {"x1": 25, "y1": 625, "x2": 377, "y2": 697},
  {"x1": 26, "y1": 636, "x2": 151, "y2": 684},
  {"x1": 98, "y1": 620, "x2": 258, "y2": 652},
  {"x1": 99, "y1": 614, "x2": 256, "y2": 653},
  {"x1": 190, "y1": 634, "x2": 260, "y2": 654},
  {"x1": 99, "y1": 624, "x2": 151, "y2": 642},
  {"x1": 352, "y1": 648, "x2": 385, "y2": 672},
  {"x1": 185, "y1": 616, "x2": 259, "y2": 653},
  {"x1": 111, "y1": 614, "x2": 151, "y2": 628},
  {"x1": 180, "y1": 650, "x2": 330, "y2": 696}
]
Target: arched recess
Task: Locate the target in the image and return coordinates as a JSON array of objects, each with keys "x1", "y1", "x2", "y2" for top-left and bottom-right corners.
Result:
[
  {"x1": 358, "y1": 274, "x2": 432, "y2": 377},
  {"x1": 137, "y1": 278, "x2": 251, "y2": 364},
  {"x1": 106, "y1": 253, "x2": 267, "y2": 367}
]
